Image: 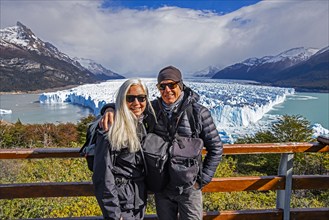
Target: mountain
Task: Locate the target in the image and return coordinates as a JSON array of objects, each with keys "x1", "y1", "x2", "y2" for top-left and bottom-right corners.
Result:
[
  {"x1": 73, "y1": 57, "x2": 124, "y2": 80},
  {"x1": 193, "y1": 65, "x2": 222, "y2": 77},
  {"x1": 270, "y1": 46, "x2": 329, "y2": 91},
  {"x1": 212, "y1": 47, "x2": 328, "y2": 92},
  {"x1": 0, "y1": 22, "x2": 124, "y2": 92}
]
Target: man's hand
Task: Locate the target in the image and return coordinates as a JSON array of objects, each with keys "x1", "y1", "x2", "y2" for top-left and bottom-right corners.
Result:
[{"x1": 99, "y1": 108, "x2": 115, "y2": 131}]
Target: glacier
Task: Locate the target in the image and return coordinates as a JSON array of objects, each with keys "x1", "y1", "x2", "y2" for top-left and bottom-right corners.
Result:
[{"x1": 38, "y1": 78, "x2": 327, "y2": 143}]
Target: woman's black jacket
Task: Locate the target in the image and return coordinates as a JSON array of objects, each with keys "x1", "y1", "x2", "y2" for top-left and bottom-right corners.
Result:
[{"x1": 92, "y1": 112, "x2": 155, "y2": 220}]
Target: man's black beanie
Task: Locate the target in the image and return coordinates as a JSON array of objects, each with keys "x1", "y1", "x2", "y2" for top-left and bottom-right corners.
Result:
[{"x1": 157, "y1": 66, "x2": 183, "y2": 89}]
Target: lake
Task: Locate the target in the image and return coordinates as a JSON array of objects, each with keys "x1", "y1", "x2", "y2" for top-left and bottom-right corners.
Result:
[
  {"x1": 0, "y1": 93, "x2": 92, "y2": 124},
  {"x1": 265, "y1": 92, "x2": 329, "y2": 129}
]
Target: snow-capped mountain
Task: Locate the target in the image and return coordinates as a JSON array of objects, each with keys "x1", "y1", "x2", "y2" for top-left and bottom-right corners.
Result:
[
  {"x1": 193, "y1": 65, "x2": 222, "y2": 77},
  {"x1": 264, "y1": 47, "x2": 318, "y2": 64},
  {"x1": 270, "y1": 46, "x2": 329, "y2": 91},
  {"x1": 0, "y1": 22, "x2": 124, "y2": 92},
  {"x1": 313, "y1": 45, "x2": 329, "y2": 56},
  {"x1": 1, "y1": 22, "x2": 86, "y2": 71},
  {"x1": 73, "y1": 57, "x2": 124, "y2": 80},
  {"x1": 211, "y1": 46, "x2": 328, "y2": 92}
]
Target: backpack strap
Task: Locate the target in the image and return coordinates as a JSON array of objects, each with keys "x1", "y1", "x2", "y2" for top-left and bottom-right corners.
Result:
[
  {"x1": 79, "y1": 116, "x2": 102, "y2": 155},
  {"x1": 108, "y1": 146, "x2": 116, "y2": 171},
  {"x1": 172, "y1": 103, "x2": 199, "y2": 139},
  {"x1": 147, "y1": 99, "x2": 162, "y2": 133},
  {"x1": 88, "y1": 119, "x2": 100, "y2": 145},
  {"x1": 140, "y1": 148, "x2": 148, "y2": 176},
  {"x1": 183, "y1": 103, "x2": 203, "y2": 188},
  {"x1": 185, "y1": 104, "x2": 199, "y2": 138}
]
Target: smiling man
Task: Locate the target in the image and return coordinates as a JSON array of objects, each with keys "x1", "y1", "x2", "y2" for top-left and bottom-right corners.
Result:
[
  {"x1": 151, "y1": 65, "x2": 223, "y2": 220},
  {"x1": 156, "y1": 66, "x2": 184, "y2": 105}
]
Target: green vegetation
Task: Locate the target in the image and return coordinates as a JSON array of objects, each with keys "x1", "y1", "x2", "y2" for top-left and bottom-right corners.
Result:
[
  {"x1": 0, "y1": 114, "x2": 328, "y2": 219},
  {"x1": 0, "y1": 114, "x2": 95, "y2": 149},
  {"x1": 0, "y1": 115, "x2": 100, "y2": 219},
  {"x1": 205, "y1": 114, "x2": 328, "y2": 211}
]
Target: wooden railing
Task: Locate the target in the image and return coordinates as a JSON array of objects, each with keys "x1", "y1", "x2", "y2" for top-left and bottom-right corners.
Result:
[{"x1": 1, "y1": 142, "x2": 329, "y2": 220}]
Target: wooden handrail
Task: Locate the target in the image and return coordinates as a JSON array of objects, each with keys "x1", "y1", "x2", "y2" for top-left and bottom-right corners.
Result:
[
  {"x1": 221, "y1": 142, "x2": 329, "y2": 154},
  {"x1": 0, "y1": 142, "x2": 328, "y2": 159},
  {"x1": 1, "y1": 175, "x2": 328, "y2": 199},
  {"x1": 1, "y1": 142, "x2": 328, "y2": 220},
  {"x1": 19, "y1": 208, "x2": 329, "y2": 220},
  {"x1": 202, "y1": 208, "x2": 329, "y2": 220}
]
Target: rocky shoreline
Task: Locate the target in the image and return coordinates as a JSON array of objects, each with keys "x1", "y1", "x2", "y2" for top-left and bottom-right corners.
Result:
[{"x1": 0, "y1": 85, "x2": 78, "y2": 95}]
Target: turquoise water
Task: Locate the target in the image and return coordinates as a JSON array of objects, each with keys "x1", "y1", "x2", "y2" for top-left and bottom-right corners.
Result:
[
  {"x1": 0, "y1": 93, "x2": 92, "y2": 124},
  {"x1": 266, "y1": 92, "x2": 329, "y2": 129}
]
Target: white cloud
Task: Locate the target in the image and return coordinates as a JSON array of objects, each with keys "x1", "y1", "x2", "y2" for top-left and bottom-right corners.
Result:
[{"x1": 1, "y1": 0, "x2": 328, "y2": 77}]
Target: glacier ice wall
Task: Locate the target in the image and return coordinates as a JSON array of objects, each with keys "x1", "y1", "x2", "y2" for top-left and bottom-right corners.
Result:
[{"x1": 39, "y1": 78, "x2": 296, "y2": 143}]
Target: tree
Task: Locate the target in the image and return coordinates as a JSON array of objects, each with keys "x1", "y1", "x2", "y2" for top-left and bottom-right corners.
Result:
[
  {"x1": 234, "y1": 114, "x2": 328, "y2": 209},
  {"x1": 238, "y1": 114, "x2": 313, "y2": 144},
  {"x1": 235, "y1": 115, "x2": 315, "y2": 175},
  {"x1": 271, "y1": 115, "x2": 313, "y2": 142}
]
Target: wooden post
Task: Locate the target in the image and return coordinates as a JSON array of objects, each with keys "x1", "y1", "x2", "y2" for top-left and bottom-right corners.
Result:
[{"x1": 276, "y1": 153, "x2": 294, "y2": 220}]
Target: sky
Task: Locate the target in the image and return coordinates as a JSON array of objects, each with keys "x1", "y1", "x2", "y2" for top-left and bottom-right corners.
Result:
[{"x1": 1, "y1": 0, "x2": 328, "y2": 77}]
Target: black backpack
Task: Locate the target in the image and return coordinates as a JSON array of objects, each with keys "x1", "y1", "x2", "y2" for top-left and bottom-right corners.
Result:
[
  {"x1": 142, "y1": 132, "x2": 170, "y2": 192},
  {"x1": 142, "y1": 103, "x2": 203, "y2": 193},
  {"x1": 79, "y1": 116, "x2": 102, "y2": 171},
  {"x1": 168, "y1": 104, "x2": 203, "y2": 193}
]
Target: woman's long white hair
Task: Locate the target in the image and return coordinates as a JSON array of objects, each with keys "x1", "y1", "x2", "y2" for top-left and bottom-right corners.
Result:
[{"x1": 108, "y1": 78, "x2": 154, "y2": 152}]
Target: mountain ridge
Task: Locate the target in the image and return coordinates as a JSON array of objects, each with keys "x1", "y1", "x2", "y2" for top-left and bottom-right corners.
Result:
[
  {"x1": 1, "y1": 22, "x2": 328, "y2": 93},
  {"x1": 0, "y1": 22, "x2": 124, "y2": 92},
  {"x1": 73, "y1": 57, "x2": 124, "y2": 81},
  {"x1": 209, "y1": 46, "x2": 328, "y2": 92}
]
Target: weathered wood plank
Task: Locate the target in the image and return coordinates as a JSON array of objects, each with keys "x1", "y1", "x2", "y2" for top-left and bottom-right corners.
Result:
[
  {"x1": 1, "y1": 142, "x2": 328, "y2": 159},
  {"x1": 22, "y1": 210, "x2": 283, "y2": 220},
  {"x1": 2, "y1": 175, "x2": 328, "y2": 199},
  {"x1": 23, "y1": 208, "x2": 329, "y2": 220},
  {"x1": 203, "y1": 176, "x2": 285, "y2": 192},
  {"x1": 203, "y1": 209, "x2": 282, "y2": 220},
  {"x1": 292, "y1": 175, "x2": 329, "y2": 190},
  {"x1": 0, "y1": 182, "x2": 94, "y2": 199},
  {"x1": 221, "y1": 142, "x2": 329, "y2": 155},
  {"x1": 0, "y1": 148, "x2": 80, "y2": 159},
  {"x1": 202, "y1": 208, "x2": 329, "y2": 220},
  {"x1": 203, "y1": 175, "x2": 329, "y2": 192},
  {"x1": 290, "y1": 208, "x2": 329, "y2": 220}
]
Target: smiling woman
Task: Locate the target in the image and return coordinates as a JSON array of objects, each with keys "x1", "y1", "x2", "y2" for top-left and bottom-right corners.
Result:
[
  {"x1": 92, "y1": 78, "x2": 157, "y2": 219},
  {"x1": 125, "y1": 85, "x2": 147, "y2": 117}
]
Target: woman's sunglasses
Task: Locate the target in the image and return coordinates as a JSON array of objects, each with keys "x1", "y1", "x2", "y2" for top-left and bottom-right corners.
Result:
[
  {"x1": 157, "y1": 81, "x2": 180, "y2": 90},
  {"x1": 126, "y1": 95, "x2": 147, "y2": 103}
]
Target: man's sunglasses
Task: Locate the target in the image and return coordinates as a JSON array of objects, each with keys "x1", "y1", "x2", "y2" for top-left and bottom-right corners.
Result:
[
  {"x1": 157, "y1": 81, "x2": 180, "y2": 90},
  {"x1": 126, "y1": 95, "x2": 147, "y2": 103}
]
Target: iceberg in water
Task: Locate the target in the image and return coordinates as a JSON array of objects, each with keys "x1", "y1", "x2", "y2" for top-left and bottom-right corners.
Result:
[
  {"x1": 312, "y1": 123, "x2": 329, "y2": 138},
  {"x1": 0, "y1": 109, "x2": 12, "y2": 115}
]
